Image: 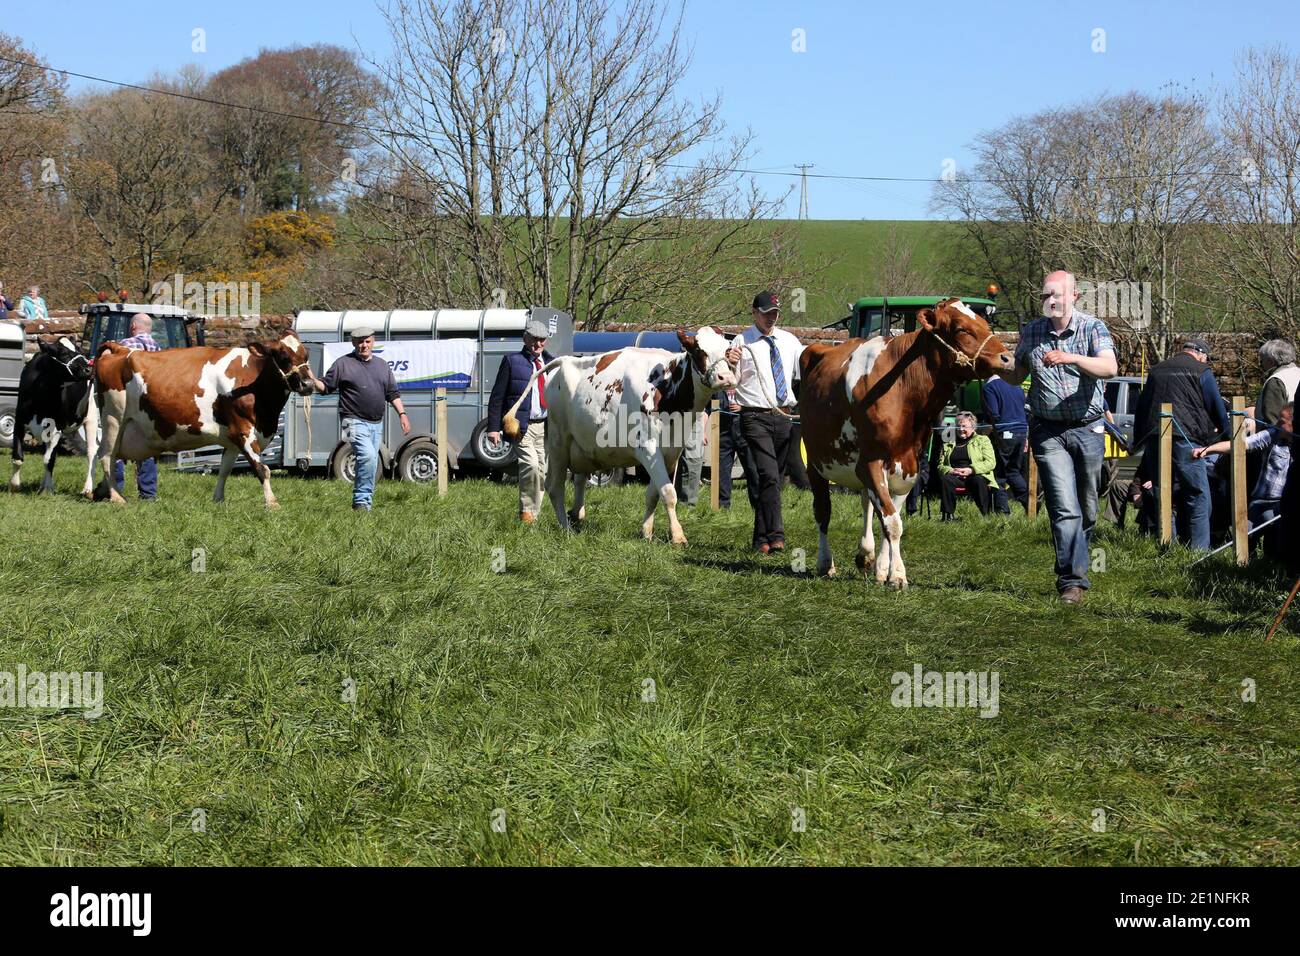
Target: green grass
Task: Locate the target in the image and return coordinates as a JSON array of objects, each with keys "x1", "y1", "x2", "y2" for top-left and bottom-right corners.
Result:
[{"x1": 0, "y1": 458, "x2": 1297, "y2": 865}]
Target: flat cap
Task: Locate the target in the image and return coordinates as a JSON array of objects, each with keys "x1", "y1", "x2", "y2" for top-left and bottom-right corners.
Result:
[
  {"x1": 1183, "y1": 338, "x2": 1212, "y2": 358},
  {"x1": 349, "y1": 326, "x2": 376, "y2": 340},
  {"x1": 525, "y1": 314, "x2": 553, "y2": 339}
]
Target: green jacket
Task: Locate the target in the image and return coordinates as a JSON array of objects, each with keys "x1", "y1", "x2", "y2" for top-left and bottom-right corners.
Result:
[{"x1": 938, "y1": 433, "x2": 996, "y2": 481}]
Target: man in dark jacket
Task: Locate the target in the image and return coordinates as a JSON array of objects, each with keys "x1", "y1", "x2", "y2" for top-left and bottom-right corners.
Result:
[
  {"x1": 981, "y1": 374, "x2": 1029, "y2": 513},
  {"x1": 487, "y1": 314, "x2": 555, "y2": 523},
  {"x1": 1132, "y1": 338, "x2": 1229, "y2": 549}
]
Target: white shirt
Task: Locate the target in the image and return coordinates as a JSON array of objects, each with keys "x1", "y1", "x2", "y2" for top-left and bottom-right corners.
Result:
[
  {"x1": 529, "y1": 355, "x2": 547, "y2": 420},
  {"x1": 730, "y1": 325, "x2": 805, "y2": 409}
]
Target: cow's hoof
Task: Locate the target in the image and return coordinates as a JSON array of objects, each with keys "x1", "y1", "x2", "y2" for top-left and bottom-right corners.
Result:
[
  {"x1": 818, "y1": 564, "x2": 836, "y2": 578},
  {"x1": 888, "y1": 577, "x2": 909, "y2": 590},
  {"x1": 671, "y1": 536, "x2": 688, "y2": 547},
  {"x1": 108, "y1": 490, "x2": 126, "y2": 505},
  {"x1": 266, "y1": 500, "x2": 281, "y2": 510}
]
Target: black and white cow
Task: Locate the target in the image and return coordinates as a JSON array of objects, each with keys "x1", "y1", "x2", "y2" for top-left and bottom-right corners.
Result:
[{"x1": 9, "y1": 337, "x2": 96, "y2": 495}]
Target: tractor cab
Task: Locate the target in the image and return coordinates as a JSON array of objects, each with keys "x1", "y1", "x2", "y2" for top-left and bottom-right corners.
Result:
[
  {"x1": 824, "y1": 293, "x2": 1002, "y2": 341},
  {"x1": 80, "y1": 302, "x2": 205, "y2": 357}
]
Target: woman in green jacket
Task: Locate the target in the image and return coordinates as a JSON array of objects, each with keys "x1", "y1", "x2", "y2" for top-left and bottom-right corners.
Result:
[{"x1": 938, "y1": 412, "x2": 997, "y2": 520}]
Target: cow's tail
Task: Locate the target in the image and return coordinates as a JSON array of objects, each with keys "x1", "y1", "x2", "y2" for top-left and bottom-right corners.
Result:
[{"x1": 502, "y1": 357, "x2": 565, "y2": 441}]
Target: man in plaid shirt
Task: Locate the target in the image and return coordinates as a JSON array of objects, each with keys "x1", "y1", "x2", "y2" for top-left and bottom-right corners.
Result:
[
  {"x1": 113, "y1": 313, "x2": 160, "y2": 500},
  {"x1": 1012, "y1": 271, "x2": 1118, "y2": 604}
]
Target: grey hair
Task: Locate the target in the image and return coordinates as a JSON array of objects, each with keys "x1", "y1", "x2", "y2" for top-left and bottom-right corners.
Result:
[
  {"x1": 956, "y1": 411, "x2": 977, "y2": 427},
  {"x1": 1259, "y1": 338, "x2": 1295, "y2": 370}
]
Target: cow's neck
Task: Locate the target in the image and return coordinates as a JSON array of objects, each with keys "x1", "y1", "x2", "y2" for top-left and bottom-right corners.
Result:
[
  {"x1": 247, "y1": 359, "x2": 293, "y2": 435},
  {"x1": 654, "y1": 355, "x2": 704, "y2": 415},
  {"x1": 887, "y1": 332, "x2": 970, "y2": 434}
]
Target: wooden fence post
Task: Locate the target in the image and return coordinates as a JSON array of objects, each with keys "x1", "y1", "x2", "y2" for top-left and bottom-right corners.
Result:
[
  {"x1": 436, "y1": 386, "x2": 448, "y2": 498},
  {"x1": 1027, "y1": 450, "x2": 1038, "y2": 519},
  {"x1": 709, "y1": 399, "x2": 721, "y2": 510},
  {"x1": 1231, "y1": 395, "x2": 1248, "y2": 565},
  {"x1": 1158, "y1": 402, "x2": 1173, "y2": 545}
]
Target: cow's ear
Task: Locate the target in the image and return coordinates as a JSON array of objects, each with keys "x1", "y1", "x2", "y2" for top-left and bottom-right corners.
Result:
[
  {"x1": 248, "y1": 341, "x2": 267, "y2": 356},
  {"x1": 709, "y1": 325, "x2": 724, "y2": 335},
  {"x1": 677, "y1": 330, "x2": 699, "y2": 352},
  {"x1": 916, "y1": 308, "x2": 937, "y2": 332},
  {"x1": 38, "y1": 339, "x2": 56, "y2": 355}
]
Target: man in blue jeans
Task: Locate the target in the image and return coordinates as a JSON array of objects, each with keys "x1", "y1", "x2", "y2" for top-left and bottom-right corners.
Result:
[
  {"x1": 314, "y1": 326, "x2": 409, "y2": 510},
  {"x1": 1132, "y1": 338, "x2": 1228, "y2": 550},
  {"x1": 113, "y1": 313, "x2": 161, "y2": 500},
  {"x1": 1012, "y1": 271, "x2": 1118, "y2": 604}
]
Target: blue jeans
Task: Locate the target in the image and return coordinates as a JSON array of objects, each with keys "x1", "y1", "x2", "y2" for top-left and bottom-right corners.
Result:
[
  {"x1": 1144, "y1": 437, "x2": 1212, "y2": 549},
  {"x1": 343, "y1": 417, "x2": 382, "y2": 509},
  {"x1": 1031, "y1": 420, "x2": 1106, "y2": 592},
  {"x1": 1169, "y1": 439, "x2": 1211, "y2": 549},
  {"x1": 114, "y1": 458, "x2": 158, "y2": 499}
]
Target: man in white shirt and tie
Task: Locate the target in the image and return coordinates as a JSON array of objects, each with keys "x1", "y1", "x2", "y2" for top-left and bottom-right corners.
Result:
[{"x1": 725, "y1": 291, "x2": 805, "y2": 554}]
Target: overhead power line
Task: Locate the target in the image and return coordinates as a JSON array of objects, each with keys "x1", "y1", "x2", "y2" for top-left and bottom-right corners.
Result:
[{"x1": 0, "y1": 51, "x2": 1279, "y2": 188}]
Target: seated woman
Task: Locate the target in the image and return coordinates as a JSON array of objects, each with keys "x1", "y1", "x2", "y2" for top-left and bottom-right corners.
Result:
[
  {"x1": 1193, "y1": 402, "x2": 1293, "y2": 530},
  {"x1": 938, "y1": 412, "x2": 997, "y2": 520}
]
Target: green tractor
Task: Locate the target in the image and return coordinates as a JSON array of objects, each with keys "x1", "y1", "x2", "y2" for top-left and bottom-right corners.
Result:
[{"x1": 821, "y1": 291, "x2": 1006, "y2": 419}]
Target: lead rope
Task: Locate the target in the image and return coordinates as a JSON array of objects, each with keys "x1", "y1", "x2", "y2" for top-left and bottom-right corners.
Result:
[
  {"x1": 302, "y1": 391, "x2": 312, "y2": 467},
  {"x1": 926, "y1": 328, "x2": 996, "y2": 369},
  {"x1": 740, "y1": 342, "x2": 800, "y2": 420},
  {"x1": 268, "y1": 358, "x2": 314, "y2": 465}
]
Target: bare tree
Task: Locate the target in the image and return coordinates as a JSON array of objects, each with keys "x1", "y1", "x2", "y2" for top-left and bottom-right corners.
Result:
[
  {"x1": 59, "y1": 74, "x2": 234, "y2": 296},
  {"x1": 0, "y1": 34, "x2": 74, "y2": 303},
  {"x1": 1051, "y1": 89, "x2": 1220, "y2": 355},
  {"x1": 358, "y1": 0, "x2": 790, "y2": 326},
  {"x1": 1203, "y1": 47, "x2": 1300, "y2": 338}
]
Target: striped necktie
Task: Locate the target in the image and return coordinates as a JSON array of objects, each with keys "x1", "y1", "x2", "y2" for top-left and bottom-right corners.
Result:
[{"x1": 763, "y1": 335, "x2": 788, "y2": 405}]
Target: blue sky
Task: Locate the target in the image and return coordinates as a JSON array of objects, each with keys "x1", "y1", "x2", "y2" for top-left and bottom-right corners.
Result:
[{"x1": 9, "y1": 0, "x2": 1295, "y2": 219}]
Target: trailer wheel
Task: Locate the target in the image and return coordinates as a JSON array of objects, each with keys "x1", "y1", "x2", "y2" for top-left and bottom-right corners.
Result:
[
  {"x1": 328, "y1": 443, "x2": 357, "y2": 483},
  {"x1": 0, "y1": 403, "x2": 16, "y2": 448},
  {"x1": 398, "y1": 439, "x2": 439, "y2": 483},
  {"x1": 470, "y1": 420, "x2": 518, "y2": 469}
]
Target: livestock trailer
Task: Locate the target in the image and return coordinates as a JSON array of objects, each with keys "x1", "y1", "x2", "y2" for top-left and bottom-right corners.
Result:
[
  {"x1": 178, "y1": 307, "x2": 574, "y2": 483},
  {"x1": 0, "y1": 321, "x2": 25, "y2": 447}
]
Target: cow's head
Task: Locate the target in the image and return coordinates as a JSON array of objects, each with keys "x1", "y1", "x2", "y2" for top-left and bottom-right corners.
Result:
[
  {"x1": 677, "y1": 326, "x2": 738, "y2": 390},
  {"x1": 251, "y1": 331, "x2": 317, "y2": 395},
  {"x1": 916, "y1": 299, "x2": 1013, "y2": 380},
  {"x1": 38, "y1": 336, "x2": 92, "y2": 383}
]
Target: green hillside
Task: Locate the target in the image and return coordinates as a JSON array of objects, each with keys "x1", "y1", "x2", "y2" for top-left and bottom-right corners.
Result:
[{"x1": 758, "y1": 219, "x2": 972, "y2": 327}]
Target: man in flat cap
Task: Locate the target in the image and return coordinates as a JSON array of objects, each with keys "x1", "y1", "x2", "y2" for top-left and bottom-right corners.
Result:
[
  {"x1": 488, "y1": 313, "x2": 555, "y2": 523},
  {"x1": 1133, "y1": 336, "x2": 1228, "y2": 549},
  {"x1": 314, "y1": 326, "x2": 409, "y2": 511}
]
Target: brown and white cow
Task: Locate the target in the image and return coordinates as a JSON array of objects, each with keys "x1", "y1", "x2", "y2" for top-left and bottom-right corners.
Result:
[
  {"x1": 502, "y1": 328, "x2": 737, "y2": 544},
  {"x1": 799, "y1": 298, "x2": 1013, "y2": 587},
  {"x1": 89, "y1": 330, "x2": 318, "y2": 507}
]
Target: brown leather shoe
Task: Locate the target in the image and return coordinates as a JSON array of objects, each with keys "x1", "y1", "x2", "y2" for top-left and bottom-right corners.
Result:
[
  {"x1": 1059, "y1": 586, "x2": 1084, "y2": 605},
  {"x1": 754, "y1": 542, "x2": 770, "y2": 555},
  {"x1": 520, "y1": 511, "x2": 536, "y2": 524},
  {"x1": 768, "y1": 540, "x2": 786, "y2": 553}
]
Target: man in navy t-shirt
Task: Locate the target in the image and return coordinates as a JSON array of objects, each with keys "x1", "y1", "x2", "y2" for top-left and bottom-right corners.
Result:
[{"x1": 981, "y1": 374, "x2": 1029, "y2": 513}]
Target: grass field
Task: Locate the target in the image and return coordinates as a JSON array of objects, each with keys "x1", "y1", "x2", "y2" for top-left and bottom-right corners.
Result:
[{"x1": 1, "y1": 458, "x2": 1297, "y2": 865}]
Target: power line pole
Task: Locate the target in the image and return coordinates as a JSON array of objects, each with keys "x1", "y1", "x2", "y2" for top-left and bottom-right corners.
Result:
[{"x1": 795, "y1": 164, "x2": 814, "y2": 220}]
